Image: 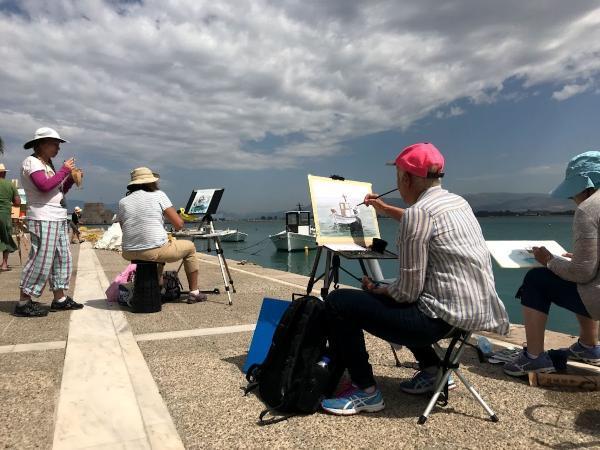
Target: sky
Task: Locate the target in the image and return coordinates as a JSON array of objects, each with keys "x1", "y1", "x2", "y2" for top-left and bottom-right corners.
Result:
[{"x1": 1, "y1": 0, "x2": 600, "y2": 215}]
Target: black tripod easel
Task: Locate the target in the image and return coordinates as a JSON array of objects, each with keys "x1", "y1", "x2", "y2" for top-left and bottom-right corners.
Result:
[
  {"x1": 175, "y1": 213, "x2": 236, "y2": 305},
  {"x1": 306, "y1": 244, "x2": 407, "y2": 367},
  {"x1": 305, "y1": 245, "x2": 396, "y2": 298}
]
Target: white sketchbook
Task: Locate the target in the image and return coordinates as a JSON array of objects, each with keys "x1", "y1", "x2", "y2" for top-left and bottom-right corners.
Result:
[
  {"x1": 324, "y1": 243, "x2": 367, "y2": 252},
  {"x1": 486, "y1": 240, "x2": 569, "y2": 268}
]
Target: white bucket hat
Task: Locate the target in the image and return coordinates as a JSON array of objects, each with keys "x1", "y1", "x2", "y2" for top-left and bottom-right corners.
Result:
[
  {"x1": 128, "y1": 167, "x2": 160, "y2": 187},
  {"x1": 74, "y1": 206, "x2": 82, "y2": 212},
  {"x1": 0, "y1": 163, "x2": 9, "y2": 172},
  {"x1": 24, "y1": 127, "x2": 68, "y2": 149}
]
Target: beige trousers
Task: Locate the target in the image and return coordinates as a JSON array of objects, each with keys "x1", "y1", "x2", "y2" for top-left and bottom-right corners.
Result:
[{"x1": 122, "y1": 239, "x2": 199, "y2": 276}]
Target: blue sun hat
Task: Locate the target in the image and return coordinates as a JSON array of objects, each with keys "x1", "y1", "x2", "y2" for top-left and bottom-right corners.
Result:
[{"x1": 550, "y1": 151, "x2": 600, "y2": 199}]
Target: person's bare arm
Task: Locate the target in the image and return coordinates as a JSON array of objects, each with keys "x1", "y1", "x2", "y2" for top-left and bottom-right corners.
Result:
[{"x1": 164, "y1": 206, "x2": 184, "y2": 231}]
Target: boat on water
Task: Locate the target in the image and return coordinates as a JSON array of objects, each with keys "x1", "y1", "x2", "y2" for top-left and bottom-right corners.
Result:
[
  {"x1": 269, "y1": 206, "x2": 318, "y2": 252},
  {"x1": 170, "y1": 225, "x2": 247, "y2": 242},
  {"x1": 330, "y1": 195, "x2": 359, "y2": 228},
  {"x1": 219, "y1": 229, "x2": 248, "y2": 242}
]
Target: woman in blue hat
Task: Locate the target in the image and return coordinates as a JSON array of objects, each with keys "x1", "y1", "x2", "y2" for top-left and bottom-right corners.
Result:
[{"x1": 504, "y1": 151, "x2": 600, "y2": 376}]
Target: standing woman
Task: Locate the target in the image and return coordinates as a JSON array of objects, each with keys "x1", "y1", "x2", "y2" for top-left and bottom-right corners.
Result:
[
  {"x1": 0, "y1": 163, "x2": 20, "y2": 271},
  {"x1": 504, "y1": 151, "x2": 600, "y2": 376},
  {"x1": 14, "y1": 128, "x2": 84, "y2": 317}
]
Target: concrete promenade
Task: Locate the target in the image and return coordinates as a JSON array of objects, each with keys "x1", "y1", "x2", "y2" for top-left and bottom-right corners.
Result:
[{"x1": 1, "y1": 242, "x2": 599, "y2": 449}]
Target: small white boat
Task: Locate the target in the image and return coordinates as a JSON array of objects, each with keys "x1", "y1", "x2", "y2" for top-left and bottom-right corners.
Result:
[
  {"x1": 219, "y1": 229, "x2": 248, "y2": 242},
  {"x1": 270, "y1": 207, "x2": 318, "y2": 252},
  {"x1": 172, "y1": 227, "x2": 246, "y2": 242}
]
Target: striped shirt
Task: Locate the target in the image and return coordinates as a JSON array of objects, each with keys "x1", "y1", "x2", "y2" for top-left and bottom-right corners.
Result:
[
  {"x1": 117, "y1": 190, "x2": 173, "y2": 251},
  {"x1": 387, "y1": 186, "x2": 509, "y2": 334}
]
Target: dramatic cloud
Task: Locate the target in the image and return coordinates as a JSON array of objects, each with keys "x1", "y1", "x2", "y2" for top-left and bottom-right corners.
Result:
[
  {"x1": 1, "y1": 0, "x2": 600, "y2": 181},
  {"x1": 552, "y1": 82, "x2": 592, "y2": 101}
]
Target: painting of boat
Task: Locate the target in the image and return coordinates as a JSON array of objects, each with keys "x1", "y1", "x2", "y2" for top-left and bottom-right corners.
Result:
[
  {"x1": 307, "y1": 175, "x2": 381, "y2": 246},
  {"x1": 330, "y1": 195, "x2": 359, "y2": 228},
  {"x1": 269, "y1": 205, "x2": 318, "y2": 252}
]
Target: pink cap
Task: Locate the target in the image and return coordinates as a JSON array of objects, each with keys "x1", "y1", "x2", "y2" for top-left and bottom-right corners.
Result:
[{"x1": 391, "y1": 142, "x2": 445, "y2": 178}]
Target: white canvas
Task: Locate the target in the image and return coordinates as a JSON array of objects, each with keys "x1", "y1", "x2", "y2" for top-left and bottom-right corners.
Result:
[
  {"x1": 308, "y1": 175, "x2": 380, "y2": 246},
  {"x1": 486, "y1": 240, "x2": 569, "y2": 268}
]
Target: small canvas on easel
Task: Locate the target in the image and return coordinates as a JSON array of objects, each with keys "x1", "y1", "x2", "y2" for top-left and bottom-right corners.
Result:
[
  {"x1": 184, "y1": 188, "x2": 224, "y2": 216},
  {"x1": 308, "y1": 175, "x2": 380, "y2": 246}
]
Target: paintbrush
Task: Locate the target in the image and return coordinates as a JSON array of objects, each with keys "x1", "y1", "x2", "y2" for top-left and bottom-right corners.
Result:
[{"x1": 356, "y1": 187, "x2": 398, "y2": 207}]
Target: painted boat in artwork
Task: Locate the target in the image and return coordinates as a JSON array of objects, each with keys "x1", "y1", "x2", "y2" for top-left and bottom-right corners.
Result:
[{"x1": 330, "y1": 195, "x2": 359, "y2": 227}]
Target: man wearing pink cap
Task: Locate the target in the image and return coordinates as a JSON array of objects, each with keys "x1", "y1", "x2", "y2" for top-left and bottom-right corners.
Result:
[{"x1": 321, "y1": 142, "x2": 509, "y2": 416}]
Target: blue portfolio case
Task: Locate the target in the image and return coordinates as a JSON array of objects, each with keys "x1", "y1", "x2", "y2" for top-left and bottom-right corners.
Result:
[{"x1": 243, "y1": 298, "x2": 290, "y2": 373}]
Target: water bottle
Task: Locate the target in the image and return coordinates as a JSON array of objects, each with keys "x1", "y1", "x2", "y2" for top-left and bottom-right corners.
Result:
[
  {"x1": 317, "y1": 356, "x2": 331, "y2": 369},
  {"x1": 476, "y1": 335, "x2": 493, "y2": 357}
]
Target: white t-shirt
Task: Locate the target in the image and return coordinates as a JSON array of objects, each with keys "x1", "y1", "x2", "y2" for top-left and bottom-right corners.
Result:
[
  {"x1": 21, "y1": 156, "x2": 67, "y2": 221},
  {"x1": 117, "y1": 190, "x2": 173, "y2": 251}
]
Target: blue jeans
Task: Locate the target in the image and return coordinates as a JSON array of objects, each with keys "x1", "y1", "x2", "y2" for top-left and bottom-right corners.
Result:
[
  {"x1": 516, "y1": 267, "x2": 590, "y2": 317},
  {"x1": 326, "y1": 288, "x2": 453, "y2": 389}
]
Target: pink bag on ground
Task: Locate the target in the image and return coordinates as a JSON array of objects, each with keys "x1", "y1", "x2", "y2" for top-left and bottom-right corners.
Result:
[{"x1": 106, "y1": 263, "x2": 137, "y2": 302}]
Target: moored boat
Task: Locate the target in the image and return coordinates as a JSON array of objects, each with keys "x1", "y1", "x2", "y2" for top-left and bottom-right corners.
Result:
[
  {"x1": 269, "y1": 206, "x2": 317, "y2": 252},
  {"x1": 219, "y1": 229, "x2": 248, "y2": 242}
]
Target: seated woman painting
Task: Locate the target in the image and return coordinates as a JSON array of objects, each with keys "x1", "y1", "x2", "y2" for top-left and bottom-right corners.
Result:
[
  {"x1": 504, "y1": 151, "x2": 600, "y2": 376},
  {"x1": 117, "y1": 167, "x2": 207, "y2": 303}
]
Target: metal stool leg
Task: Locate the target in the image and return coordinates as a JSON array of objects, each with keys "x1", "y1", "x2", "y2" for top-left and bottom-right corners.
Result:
[
  {"x1": 418, "y1": 369, "x2": 453, "y2": 424},
  {"x1": 454, "y1": 368, "x2": 498, "y2": 421}
]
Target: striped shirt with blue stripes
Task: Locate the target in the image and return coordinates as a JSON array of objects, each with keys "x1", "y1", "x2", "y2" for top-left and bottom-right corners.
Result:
[
  {"x1": 118, "y1": 190, "x2": 173, "y2": 251},
  {"x1": 387, "y1": 186, "x2": 509, "y2": 335}
]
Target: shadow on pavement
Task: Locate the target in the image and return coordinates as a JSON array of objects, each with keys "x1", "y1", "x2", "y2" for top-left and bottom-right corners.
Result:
[
  {"x1": 223, "y1": 354, "x2": 247, "y2": 372},
  {"x1": 84, "y1": 299, "x2": 125, "y2": 311}
]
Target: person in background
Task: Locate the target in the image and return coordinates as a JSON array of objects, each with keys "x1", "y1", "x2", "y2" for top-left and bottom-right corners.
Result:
[
  {"x1": 504, "y1": 151, "x2": 600, "y2": 376},
  {"x1": 70, "y1": 206, "x2": 84, "y2": 243},
  {"x1": 320, "y1": 142, "x2": 509, "y2": 416},
  {"x1": 117, "y1": 167, "x2": 207, "y2": 302},
  {"x1": 0, "y1": 163, "x2": 20, "y2": 271},
  {"x1": 16, "y1": 127, "x2": 84, "y2": 317}
]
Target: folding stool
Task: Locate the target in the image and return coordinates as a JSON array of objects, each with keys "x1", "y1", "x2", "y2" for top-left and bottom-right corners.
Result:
[{"x1": 418, "y1": 328, "x2": 499, "y2": 424}]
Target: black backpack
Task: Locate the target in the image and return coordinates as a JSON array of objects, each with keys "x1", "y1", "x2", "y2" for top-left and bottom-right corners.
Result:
[
  {"x1": 161, "y1": 271, "x2": 182, "y2": 302},
  {"x1": 245, "y1": 295, "x2": 341, "y2": 425}
]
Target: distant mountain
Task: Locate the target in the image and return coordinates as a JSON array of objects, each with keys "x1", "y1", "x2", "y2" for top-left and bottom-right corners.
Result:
[
  {"x1": 461, "y1": 193, "x2": 572, "y2": 212},
  {"x1": 382, "y1": 192, "x2": 572, "y2": 213},
  {"x1": 64, "y1": 193, "x2": 573, "y2": 220}
]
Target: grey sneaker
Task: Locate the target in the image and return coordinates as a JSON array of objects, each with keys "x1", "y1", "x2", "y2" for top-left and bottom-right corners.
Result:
[
  {"x1": 186, "y1": 291, "x2": 208, "y2": 303},
  {"x1": 399, "y1": 370, "x2": 457, "y2": 394},
  {"x1": 568, "y1": 341, "x2": 600, "y2": 366},
  {"x1": 503, "y1": 350, "x2": 556, "y2": 377}
]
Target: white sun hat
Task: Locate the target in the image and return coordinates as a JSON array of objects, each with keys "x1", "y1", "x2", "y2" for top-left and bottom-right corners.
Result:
[{"x1": 23, "y1": 127, "x2": 69, "y2": 149}]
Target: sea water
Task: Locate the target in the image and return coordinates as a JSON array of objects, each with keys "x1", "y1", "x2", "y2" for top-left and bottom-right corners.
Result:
[{"x1": 201, "y1": 216, "x2": 576, "y2": 335}]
